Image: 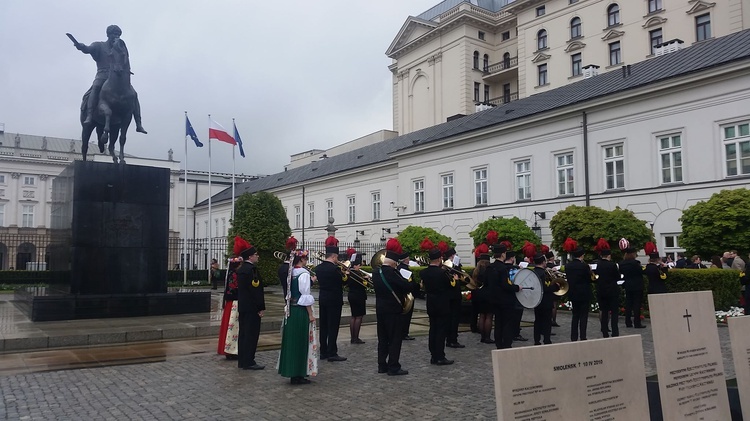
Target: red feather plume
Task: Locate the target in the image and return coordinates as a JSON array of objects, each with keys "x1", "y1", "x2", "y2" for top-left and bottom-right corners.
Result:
[
  {"x1": 285, "y1": 236, "x2": 298, "y2": 251},
  {"x1": 474, "y1": 243, "x2": 489, "y2": 258},
  {"x1": 346, "y1": 248, "x2": 356, "y2": 258},
  {"x1": 562, "y1": 237, "x2": 578, "y2": 252},
  {"x1": 594, "y1": 238, "x2": 610, "y2": 253},
  {"x1": 233, "y1": 236, "x2": 250, "y2": 257},
  {"x1": 437, "y1": 241, "x2": 449, "y2": 254},
  {"x1": 486, "y1": 230, "x2": 499, "y2": 245},
  {"x1": 420, "y1": 237, "x2": 435, "y2": 252},
  {"x1": 386, "y1": 238, "x2": 402, "y2": 253},
  {"x1": 644, "y1": 241, "x2": 658, "y2": 255},
  {"x1": 521, "y1": 241, "x2": 537, "y2": 259},
  {"x1": 325, "y1": 236, "x2": 339, "y2": 247},
  {"x1": 500, "y1": 240, "x2": 513, "y2": 251},
  {"x1": 540, "y1": 244, "x2": 550, "y2": 254}
]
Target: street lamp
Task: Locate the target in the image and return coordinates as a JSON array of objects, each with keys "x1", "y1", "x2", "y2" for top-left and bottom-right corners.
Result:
[
  {"x1": 532, "y1": 211, "x2": 546, "y2": 239},
  {"x1": 380, "y1": 228, "x2": 391, "y2": 242}
]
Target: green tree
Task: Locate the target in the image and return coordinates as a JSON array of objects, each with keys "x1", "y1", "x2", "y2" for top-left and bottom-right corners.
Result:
[
  {"x1": 680, "y1": 188, "x2": 750, "y2": 258},
  {"x1": 549, "y1": 205, "x2": 652, "y2": 261},
  {"x1": 468, "y1": 217, "x2": 540, "y2": 251},
  {"x1": 228, "y1": 192, "x2": 291, "y2": 285},
  {"x1": 396, "y1": 226, "x2": 454, "y2": 257}
]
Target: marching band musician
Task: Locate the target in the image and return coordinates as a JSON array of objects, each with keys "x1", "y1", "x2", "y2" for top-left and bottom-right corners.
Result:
[
  {"x1": 532, "y1": 253, "x2": 558, "y2": 345},
  {"x1": 620, "y1": 242, "x2": 647, "y2": 329},
  {"x1": 315, "y1": 236, "x2": 348, "y2": 362},
  {"x1": 236, "y1": 241, "x2": 265, "y2": 370},
  {"x1": 277, "y1": 236, "x2": 298, "y2": 298},
  {"x1": 442, "y1": 242, "x2": 465, "y2": 348},
  {"x1": 644, "y1": 242, "x2": 668, "y2": 294},
  {"x1": 506, "y1": 248, "x2": 527, "y2": 342},
  {"x1": 486, "y1": 242, "x2": 520, "y2": 349},
  {"x1": 346, "y1": 248, "x2": 367, "y2": 344},
  {"x1": 375, "y1": 238, "x2": 412, "y2": 376},
  {"x1": 472, "y1": 243, "x2": 494, "y2": 344},
  {"x1": 544, "y1": 249, "x2": 561, "y2": 328},
  {"x1": 422, "y1": 247, "x2": 455, "y2": 366},
  {"x1": 399, "y1": 252, "x2": 418, "y2": 341},
  {"x1": 562, "y1": 238, "x2": 593, "y2": 342},
  {"x1": 593, "y1": 239, "x2": 620, "y2": 338}
]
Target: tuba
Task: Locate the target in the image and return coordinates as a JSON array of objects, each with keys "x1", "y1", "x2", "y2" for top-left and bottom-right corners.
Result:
[
  {"x1": 545, "y1": 268, "x2": 569, "y2": 296},
  {"x1": 371, "y1": 248, "x2": 414, "y2": 314}
]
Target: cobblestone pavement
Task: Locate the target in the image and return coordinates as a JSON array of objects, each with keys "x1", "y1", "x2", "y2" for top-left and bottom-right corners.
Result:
[{"x1": 0, "y1": 309, "x2": 738, "y2": 420}]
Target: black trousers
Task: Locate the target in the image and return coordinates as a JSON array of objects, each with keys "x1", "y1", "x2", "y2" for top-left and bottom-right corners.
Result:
[
  {"x1": 428, "y1": 314, "x2": 449, "y2": 360},
  {"x1": 624, "y1": 290, "x2": 643, "y2": 327},
  {"x1": 570, "y1": 300, "x2": 589, "y2": 341},
  {"x1": 598, "y1": 294, "x2": 620, "y2": 337},
  {"x1": 470, "y1": 299, "x2": 480, "y2": 331},
  {"x1": 534, "y1": 304, "x2": 553, "y2": 344},
  {"x1": 377, "y1": 311, "x2": 405, "y2": 373},
  {"x1": 513, "y1": 307, "x2": 524, "y2": 336},
  {"x1": 402, "y1": 305, "x2": 414, "y2": 337},
  {"x1": 238, "y1": 311, "x2": 261, "y2": 368},
  {"x1": 319, "y1": 303, "x2": 343, "y2": 358},
  {"x1": 494, "y1": 307, "x2": 516, "y2": 349},
  {"x1": 447, "y1": 298, "x2": 460, "y2": 344}
]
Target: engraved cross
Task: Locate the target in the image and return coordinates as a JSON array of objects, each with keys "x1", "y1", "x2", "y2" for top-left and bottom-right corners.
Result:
[{"x1": 683, "y1": 309, "x2": 692, "y2": 333}]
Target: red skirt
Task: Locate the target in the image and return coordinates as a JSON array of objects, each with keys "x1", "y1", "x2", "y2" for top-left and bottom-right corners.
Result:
[{"x1": 217, "y1": 300, "x2": 234, "y2": 355}]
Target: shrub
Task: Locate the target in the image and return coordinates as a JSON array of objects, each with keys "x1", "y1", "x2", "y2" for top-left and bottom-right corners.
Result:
[
  {"x1": 680, "y1": 188, "x2": 750, "y2": 258},
  {"x1": 396, "y1": 226, "x2": 454, "y2": 257},
  {"x1": 469, "y1": 217, "x2": 540, "y2": 249}
]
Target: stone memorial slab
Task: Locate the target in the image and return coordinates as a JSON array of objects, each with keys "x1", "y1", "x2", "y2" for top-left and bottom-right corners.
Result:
[
  {"x1": 491, "y1": 335, "x2": 648, "y2": 421},
  {"x1": 727, "y1": 315, "x2": 750, "y2": 421},
  {"x1": 648, "y1": 291, "x2": 731, "y2": 421}
]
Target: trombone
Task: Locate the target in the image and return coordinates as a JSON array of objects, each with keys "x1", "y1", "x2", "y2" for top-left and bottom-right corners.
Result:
[
  {"x1": 274, "y1": 251, "x2": 316, "y2": 276},
  {"x1": 441, "y1": 259, "x2": 472, "y2": 284}
]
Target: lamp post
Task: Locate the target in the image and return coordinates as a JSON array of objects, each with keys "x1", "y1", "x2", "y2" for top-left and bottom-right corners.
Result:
[
  {"x1": 532, "y1": 211, "x2": 546, "y2": 239},
  {"x1": 380, "y1": 228, "x2": 391, "y2": 243}
]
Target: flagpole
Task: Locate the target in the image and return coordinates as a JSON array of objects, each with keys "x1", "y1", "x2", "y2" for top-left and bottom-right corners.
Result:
[
  {"x1": 207, "y1": 114, "x2": 213, "y2": 285},
  {"x1": 231, "y1": 119, "x2": 236, "y2": 223},
  {"x1": 183, "y1": 112, "x2": 189, "y2": 286}
]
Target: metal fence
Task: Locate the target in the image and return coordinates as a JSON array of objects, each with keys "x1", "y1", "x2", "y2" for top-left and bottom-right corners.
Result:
[
  {"x1": 167, "y1": 237, "x2": 229, "y2": 270},
  {"x1": 0, "y1": 233, "x2": 54, "y2": 271},
  {"x1": 302, "y1": 240, "x2": 384, "y2": 265}
]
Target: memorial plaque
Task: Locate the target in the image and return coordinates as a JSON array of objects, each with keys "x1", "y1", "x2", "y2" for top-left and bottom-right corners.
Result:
[
  {"x1": 648, "y1": 291, "x2": 731, "y2": 421},
  {"x1": 491, "y1": 336, "x2": 648, "y2": 421},
  {"x1": 727, "y1": 316, "x2": 750, "y2": 421}
]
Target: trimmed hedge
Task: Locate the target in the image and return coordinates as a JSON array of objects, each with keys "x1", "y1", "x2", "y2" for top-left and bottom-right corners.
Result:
[{"x1": 0, "y1": 271, "x2": 70, "y2": 284}]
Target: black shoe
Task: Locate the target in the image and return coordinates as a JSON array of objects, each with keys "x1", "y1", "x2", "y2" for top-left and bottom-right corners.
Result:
[
  {"x1": 634, "y1": 325, "x2": 647, "y2": 329},
  {"x1": 327, "y1": 355, "x2": 347, "y2": 362},
  {"x1": 403, "y1": 336, "x2": 416, "y2": 341},
  {"x1": 350, "y1": 339, "x2": 365, "y2": 344},
  {"x1": 244, "y1": 364, "x2": 265, "y2": 370},
  {"x1": 291, "y1": 377, "x2": 311, "y2": 385},
  {"x1": 551, "y1": 322, "x2": 560, "y2": 327},
  {"x1": 513, "y1": 335, "x2": 528, "y2": 342},
  {"x1": 481, "y1": 338, "x2": 495, "y2": 344},
  {"x1": 446, "y1": 342, "x2": 465, "y2": 348},
  {"x1": 625, "y1": 321, "x2": 633, "y2": 328},
  {"x1": 387, "y1": 369, "x2": 409, "y2": 376},
  {"x1": 378, "y1": 367, "x2": 388, "y2": 374},
  {"x1": 550, "y1": 332, "x2": 556, "y2": 336},
  {"x1": 470, "y1": 327, "x2": 480, "y2": 333},
  {"x1": 534, "y1": 342, "x2": 542, "y2": 345},
  {"x1": 435, "y1": 358, "x2": 454, "y2": 366},
  {"x1": 225, "y1": 354, "x2": 238, "y2": 360}
]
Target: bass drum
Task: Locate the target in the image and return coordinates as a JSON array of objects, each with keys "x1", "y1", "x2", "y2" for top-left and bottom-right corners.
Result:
[{"x1": 513, "y1": 268, "x2": 543, "y2": 309}]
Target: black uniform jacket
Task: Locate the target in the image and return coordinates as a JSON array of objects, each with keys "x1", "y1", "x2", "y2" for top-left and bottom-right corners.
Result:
[
  {"x1": 619, "y1": 258, "x2": 644, "y2": 292},
  {"x1": 315, "y1": 261, "x2": 346, "y2": 306},
  {"x1": 595, "y1": 259, "x2": 621, "y2": 298},
  {"x1": 485, "y1": 260, "x2": 519, "y2": 308},
  {"x1": 236, "y1": 262, "x2": 265, "y2": 314},
  {"x1": 374, "y1": 265, "x2": 413, "y2": 314},
  {"x1": 277, "y1": 262, "x2": 290, "y2": 297},
  {"x1": 565, "y1": 259, "x2": 593, "y2": 302},
  {"x1": 644, "y1": 263, "x2": 668, "y2": 294},
  {"x1": 422, "y1": 265, "x2": 453, "y2": 317},
  {"x1": 533, "y1": 266, "x2": 559, "y2": 308}
]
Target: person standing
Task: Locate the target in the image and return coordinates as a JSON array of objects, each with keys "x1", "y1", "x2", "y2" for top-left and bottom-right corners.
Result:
[
  {"x1": 740, "y1": 268, "x2": 749, "y2": 316},
  {"x1": 675, "y1": 253, "x2": 688, "y2": 269},
  {"x1": 399, "y1": 253, "x2": 418, "y2": 341},
  {"x1": 422, "y1": 247, "x2": 455, "y2": 365},
  {"x1": 278, "y1": 250, "x2": 318, "y2": 385},
  {"x1": 346, "y1": 248, "x2": 367, "y2": 344},
  {"x1": 594, "y1": 239, "x2": 620, "y2": 338},
  {"x1": 472, "y1": 244, "x2": 494, "y2": 344},
  {"x1": 644, "y1": 242, "x2": 668, "y2": 295},
  {"x1": 563, "y1": 239, "x2": 593, "y2": 342},
  {"x1": 315, "y1": 236, "x2": 347, "y2": 362},
  {"x1": 236, "y1": 242, "x2": 265, "y2": 370},
  {"x1": 545, "y1": 251, "x2": 561, "y2": 327},
  {"x1": 486, "y1": 242, "x2": 519, "y2": 349},
  {"x1": 210, "y1": 258, "x2": 220, "y2": 290},
  {"x1": 731, "y1": 250, "x2": 746, "y2": 272},
  {"x1": 532, "y1": 253, "x2": 558, "y2": 345},
  {"x1": 620, "y1": 243, "x2": 646, "y2": 329},
  {"x1": 442, "y1": 243, "x2": 465, "y2": 348},
  {"x1": 688, "y1": 255, "x2": 707, "y2": 269},
  {"x1": 375, "y1": 239, "x2": 413, "y2": 375},
  {"x1": 217, "y1": 236, "x2": 247, "y2": 359},
  {"x1": 277, "y1": 236, "x2": 298, "y2": 298}
]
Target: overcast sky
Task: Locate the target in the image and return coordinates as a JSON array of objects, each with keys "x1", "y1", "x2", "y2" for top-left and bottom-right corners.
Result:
[{"x1": 0, "y1": 0, "x2": 438, "y2": 176}]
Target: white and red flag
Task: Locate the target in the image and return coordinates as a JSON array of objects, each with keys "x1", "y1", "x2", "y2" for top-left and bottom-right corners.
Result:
[{"x1": 209, "y1": 118, "x2": 236, "y2": 145}]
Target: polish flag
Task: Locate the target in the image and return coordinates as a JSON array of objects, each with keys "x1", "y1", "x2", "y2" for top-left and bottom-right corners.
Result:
[{"x1": 209, "y1": 118, "x2": 236, "y2": 145}]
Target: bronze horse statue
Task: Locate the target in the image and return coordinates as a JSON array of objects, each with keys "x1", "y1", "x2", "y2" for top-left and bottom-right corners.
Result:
[{"x1": 79, "y1": 38, "x2": 136, "y2": 164}]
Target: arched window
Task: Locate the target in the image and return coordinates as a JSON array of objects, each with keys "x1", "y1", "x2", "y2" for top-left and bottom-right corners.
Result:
[
  {"x1": 503, "y1": 52, "x2": 511, "y2": 68},
  {"x1": 570, "y1": 17, "x2": 582, "y2": 39},
  {"x1": 537, "y1": 29, "x2": 548, "y2": 50},
  {"x1": 607, "y1": 4, "x2": 620, "y2": 27},
  {"x1": 473, "y1": 51, "x2": 480, "y2": 69},
  {"x1": 483, "y1": 54, "x2": 489, "y2": 71}
]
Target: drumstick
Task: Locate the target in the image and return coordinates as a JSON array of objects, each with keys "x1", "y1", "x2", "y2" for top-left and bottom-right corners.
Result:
[{"x1": 521, "y1": 287, "x2": 535, "y2": 290}]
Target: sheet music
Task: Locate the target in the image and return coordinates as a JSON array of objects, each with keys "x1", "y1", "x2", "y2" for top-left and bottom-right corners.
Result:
[{"x1": 399, "y1": 268, "x2": 413, "y2": 279}]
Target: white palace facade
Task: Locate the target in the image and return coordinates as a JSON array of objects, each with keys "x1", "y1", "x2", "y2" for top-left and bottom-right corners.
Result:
[{"x1": 196, "y1": 29, "x2": 750, "y2": 261}]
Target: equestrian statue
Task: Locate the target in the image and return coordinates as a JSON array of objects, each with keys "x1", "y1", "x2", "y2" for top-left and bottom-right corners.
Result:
[{"x1": 68, "y1": 25, "x2": 147, "y2": 164}]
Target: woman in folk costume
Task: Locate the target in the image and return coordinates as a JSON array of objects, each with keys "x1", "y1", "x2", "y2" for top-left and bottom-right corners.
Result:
[
  {"x1": 346, "y1": 248, "x2": 367, "y2": 344},
  {"x1": 217, "y1": 236, "x2": 248, "y2": 359},
  {"x1": 277, "y1": 249, "x2": 318, "y2": 385}
]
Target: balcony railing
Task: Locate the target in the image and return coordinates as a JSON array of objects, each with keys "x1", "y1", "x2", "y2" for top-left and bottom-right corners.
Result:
[
  {"x1": 475, "y1": 93, "x2": 519, "y2": 111},
  {"x1": 484, "y1": 56, "x2": 518, "y2": 75}
]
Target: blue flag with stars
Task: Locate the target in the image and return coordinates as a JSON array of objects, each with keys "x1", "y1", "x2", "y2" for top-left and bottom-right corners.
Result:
[
  {"x1": 185, "y1": 115, "x2": 203, "y2": 147},
  {"x1": 233, "y1": 122, "x2": 246, "y2": 158}
]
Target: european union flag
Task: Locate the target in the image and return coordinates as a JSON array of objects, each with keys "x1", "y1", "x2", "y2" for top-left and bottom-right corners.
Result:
[
  {"x1": 233, "y1": 122, "x2": 246, "y2": 158},
  {"x1": 185, "y1": 115, "x2": 203, "y2": 147}
]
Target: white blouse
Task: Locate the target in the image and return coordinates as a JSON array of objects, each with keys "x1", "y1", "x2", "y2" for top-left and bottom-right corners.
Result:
[{"x1": 292, "y1": 267, "x2": 315, "y2": 307}]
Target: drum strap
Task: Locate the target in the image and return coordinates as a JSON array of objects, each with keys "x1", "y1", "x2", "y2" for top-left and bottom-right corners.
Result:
[{"x1": 378, "y1": 268, "x2": 404, "y2": 306}]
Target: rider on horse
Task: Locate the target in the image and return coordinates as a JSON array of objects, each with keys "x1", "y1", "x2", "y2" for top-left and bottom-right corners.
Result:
[{"x1": 73, "y1": 25, "x2": 147, "y2": 134}]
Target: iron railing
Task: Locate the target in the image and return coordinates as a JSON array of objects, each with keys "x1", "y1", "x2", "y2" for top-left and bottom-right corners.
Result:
[{"x1": 484, "y1": 56, "x2": 518, "y2": 74}]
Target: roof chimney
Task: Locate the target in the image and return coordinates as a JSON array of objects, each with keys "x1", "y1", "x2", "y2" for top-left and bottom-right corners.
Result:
[{"x1": 0, "y1": 123, "x2": 4, "y2": 133}]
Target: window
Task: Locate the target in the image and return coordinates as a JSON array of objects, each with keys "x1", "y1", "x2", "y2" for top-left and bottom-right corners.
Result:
[
  {"x1": 326, "y1": 199, "x2": 333, "y2": 221},
  {"x1": 413, "y1": 179, "x2": 425, "y2": 213},
  {"x1": 556, "y1": 153, "x2": 575, "y2": 195},
  {"x1": 659, "y1": 134, "x2": 683, "y2": 183},
  {"x1": 22, "y1": 204, "x2": 34, "y2": 228},
  {"x1": 347, "y1": 196, "x2": 356, "y2": 223},
  {"x1": 294, "y1": 205, "x2": 301, "y2": 229},
  {"x1": 23, "y1": 176, "x2": 35, "y2": 186},
  {"x1": 204, "y1": 221, "x2": 208, "y2": 237},
  {"x1": 0, "y1": 204, "x2": 4, "y2": 226},
  {"x1": 569, "y1": 0, "x2": 578, "y2": 3},
  {"x1": 609, "y1": 41, "x2": 621, "y2": 65},
  {"x1": 502, "y1": 31, "x2": 510, "y2": 41},
  {"x1": 478, "y1": 31, "x2": 485, "y2": 40},
  {"x1": 515, "y1": 160, "x2": 531, "y2": 200},
  {"x1": 650, "y1": 28, "x2": 663, "y2": 55},
  {"x1": 474, "y1": 168, "x2": 488, "y2": 205},
  {"x1": 484, "y1": 84, "x2": 490, "y2": 103},
  {"x1": 0, "y1": 175, "x2": 5, "y2": 184},
  {"x1": 696, "y1": 14, "x2": 711, "y2": 42},
  {"x1": 537, "y1": 30, "x2": 548, "y2": 50},
  {"x1": 215, "y1": 219, "x2": 219, "y2": 237},
  {"x1": 570, "y1": 17, "x2": 582, "y2": 39},
  {"x1": 442, "y1": 174, "x2": 454, "y2": 209},
  {"x1": 662, "y1": 234, "x2": 684, "y2": 260},
  {"x1": 604, "y1": 144, "x2": 625, "y2": 189},
  {"x1": 571, "y1": 53, "x2": 582, "y2": 76},
  {"x1": 538, "y1": 64, "x2": 548, "y2": 86},
  {"x1": 371, "y1": 192, "x2": 381, "y2": 221},
  {"x1": 607, "y1": 4, "x2": 620, "y2": 27},
  {"x1": 723, "y1": 122, "x2": 750, "y2": 176},
  {"x1": 474, "y1": 82, "x2": 481, "y2": 102},
  {"x1": 536, "y1": 6, "x2": 545, "y2": 16},
  {"x1": 308, "y1": 202, "x2": 314, "y2": 227},
  {"x1": 473, "y1": 51, "x2": 480, "y2": 69},
  {"x1": 648, "y1": 0, "x2": 662, "y2": 13},
  {"x1": 221, "y1": 218, "x2": 226, "y2": 236},
  {"x1": 483, "y1": 54, "x2": 489, "y2": 72}
]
